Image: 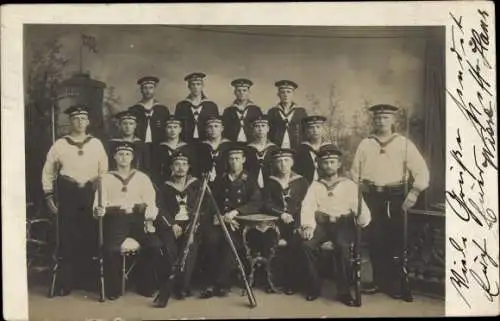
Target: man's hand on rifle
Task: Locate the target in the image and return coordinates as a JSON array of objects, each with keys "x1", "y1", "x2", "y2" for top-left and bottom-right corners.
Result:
[
  {"x1": 172, "y1": 224, "x2": 183, "y2": 239},
  {"x1": 46, "y1": 195, "x2": 58, "y2": 216},
  {"x1": 280, "y1": 212, "x2": 294, "y2": 224},
  {"x1": 94, "y1": 206, "x2": 105, "y2": 219},
  {"x1": 224, "y1": 210, "x2": 240, "y2": 230},
  {"x1": 402, "y1": 189, "x2": 419, "y2": 211},
  {"x1": 300, "y1": 225, "x2": 314, "y2": 240}
]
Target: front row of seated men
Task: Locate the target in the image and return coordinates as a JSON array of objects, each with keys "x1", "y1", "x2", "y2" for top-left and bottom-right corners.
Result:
[{"x1": 93, "y1": 137, "x2": 371, "y2": 307}]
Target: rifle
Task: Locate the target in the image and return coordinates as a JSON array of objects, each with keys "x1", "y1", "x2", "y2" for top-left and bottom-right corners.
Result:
[
  {"x1": 351, "y1": 160, "x2": 363, "y2": 307},
  {"x1": 399, "y1": 110, "x2": 412, "y2": 302},
  {"x1": 48, "y1": 103, "x2": 60, "y2": 298},
  {"x1": 153, "y1": 173, "x2": 209, "y2": 308},
  {"x1": 204, "y1": 183, "x2": 257, "y2": 308},
  {"x1": 97, "y1": 176, "x2": 106, "y2": 302}
]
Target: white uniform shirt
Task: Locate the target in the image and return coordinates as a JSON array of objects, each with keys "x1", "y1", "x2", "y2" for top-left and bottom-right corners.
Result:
[
  {"x1": 350, "y1": 134, "x2": 430, "y2": 192},
  {"x1": 94, "y1": 170, "x2": 158, "y2": 219},
  {"x1": 42, "y1": 135, "x2": 108, "y2": 193},
  {"x1": 301, "y1": 178, "x2": 371, "y2": 230}
]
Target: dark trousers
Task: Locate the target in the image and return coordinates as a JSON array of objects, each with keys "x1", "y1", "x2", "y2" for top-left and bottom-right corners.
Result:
[
  {"x1": 57, "y1": 177, "x2": 96, "y2": 292},
  {"x1": 301, "y1": 217, "x2": 356, "y2": 296},
  {"x1": 363, "y1": 188, "x2": 405, "y2": 293},
  {"x1": 202, "y1": 223, "x2": 244, "y2": 289},
  {"x1": 103, "y1": 211, "x2": 166, "y2": 297}
]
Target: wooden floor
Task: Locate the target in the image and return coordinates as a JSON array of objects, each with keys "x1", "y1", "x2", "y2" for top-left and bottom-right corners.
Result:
[{"x1": 28, "y1": 282, "x2": 444, "y2": 320}]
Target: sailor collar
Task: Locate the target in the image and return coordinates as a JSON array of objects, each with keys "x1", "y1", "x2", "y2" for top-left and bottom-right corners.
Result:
[
  {"x1": 109, "y1": 169, "x2": 138, "y2": 192},
  {"x1": 269, "y1": 172, "x2": 303, "y2": 189},
  {"x1": 202, "y1": 138, "x2": 231, "y2": 149},
  {"x1": 275, "y1": 102, "x2": 298, "y2": 117},
  {"x1": 64, "y1": 135, "x2": 94, "y2": 155},
  {"x1": 317, "y1": 176, "x2": 347, "y2": 193},
  {"x1": 160, "y1": 140, "x2": 188, "y2": 150},
  {"x1": 301, "y1": 140, "x2": 332, "y2": 152},
  {"x1": 164, "y1": 175, "x2": 198, "y2": 193},
  {"x1": 183, "y1": 93, "x2": 209, "y2": 107},
  {"x1": 368, "y1": 133, "x2": 401, "y2": 153},
  {"x1": 137, "y1": 100, "x2": 162, "y2": 110},
  {"x1": 248, "y1": 141, "x2": 276, "y2": 153},
  {"x1": 231, "y1": 100, "x2": 255, "y2": 110}
]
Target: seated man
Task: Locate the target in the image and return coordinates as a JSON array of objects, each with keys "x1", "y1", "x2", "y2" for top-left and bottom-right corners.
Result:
[
  {"x1": 93, "y1": 141, "x2": 167, "y2": 301},
  {"x1": 261, "y1": 148, "x2": 309, "y2": 294},
  {"x1": 156, "y1": 151, "x2": 207, "y2": 302},
  {"x1": 300, "y1": 144, "x2": 371, "y2": 306},
  {"x1": 200, "y1": 143, "x2": 262, "y2": 299}
]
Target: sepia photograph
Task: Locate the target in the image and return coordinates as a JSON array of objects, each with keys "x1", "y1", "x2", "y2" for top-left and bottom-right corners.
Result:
[{"x1": 2, "y1": 2, "x2": 497, "y2": 320}]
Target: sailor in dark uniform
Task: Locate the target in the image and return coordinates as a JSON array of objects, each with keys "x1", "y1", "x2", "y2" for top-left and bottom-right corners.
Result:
[
  {"x1": 196, "y1": 116, "x2": 233, "y2": 182},
  {"x1": 245, "y1": 115, "x2": 279, "y2": 190},
  {"x1": 41, "y1": 104, "x2": 108, "y2": 295},
  {"x1": 108, "y1": 110, "x2": 149, "y2": 172},
  {"x1": 267, "y1": 80, "x2": 308, "y2": 150},
  {"x1": 293, "y1": 115, "x2": 332, "y2": 185},
  {"x1": 301, "y1": 144, "x2": 371, "y2": 305},
  {"x1": 200, "y1": 144, "x2": 262, "y2": 299},
  {"x1": 350, "y1": 104, "x2": 429, "y2": 301},
  {"x1": 155, "y1": 151, "x2": 207, "y2": 302},
  {"x1": 157, "y1": 116, "x2": 196, "y2": 184},
  {"x1": 128, "y1": 76, "x2": 171, "y2": 176},
  {"x1": 261, "y1": 148, "x2": 309, "y2": 295},
  {"x1": 93, "y1": 141, "x2": 166, "y2": 300},
  {"x1": 174, "y1": 72, "x2": 219, "y2": 143},
  {"x1": 222, "y1": 78, "x2": 263, "y2": 143}
]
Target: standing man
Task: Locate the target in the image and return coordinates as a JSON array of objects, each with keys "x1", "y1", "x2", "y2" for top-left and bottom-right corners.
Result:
[
  {"x1": 200, "y1": 144, "x2": 262, "y2": 299},
  {"x1": 93, "y1": 141, "x2": 166, "y2": 300},
  {"x1": 350, "y1": 104, "x2": 429, "y2": 301},
  {"x1": 222, "y1": 78, "x2": 263, "y2": 143},
  {"x1": 174, "y1": 72, "x2": 219, "y2": 143},
  {"x1": 157, "y1": 116, "x2": 196, "y2": 184},
  {"x1": 128, "y1": 76, "x2": 171, "y2": 177},
  {"x1": 293, "y1": 115, "x2": 331, "y2": 185},
  {"x1": 267, "y1": 80, "x2": 307, "y2": 150},
  {"x1": 108, "y1": 110, "x2": 148, "y2": 172},
  {"x1": 196, "y1": 116, "x2": 233, "y2": 182},
  {"x1": 261, "y1": 148, "x2": 309, "y2": 295},
  {"x1": 156, "y1": 151, "x2": 206, "y2": 302},
  {"x1": 301, "y1": 144, "x2": 371, "y2": 305},
  {"x1": 42, "y1": 104, "x2": 108, "y2": 295},
  {"x1": 245, "y1": 115, "x2": 279, "y2": 190}
]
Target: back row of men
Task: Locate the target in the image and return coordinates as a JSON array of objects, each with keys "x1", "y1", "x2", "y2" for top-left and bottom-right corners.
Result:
[{"x1": 41, "y1": 72, "x2": 430, "y2": 308}]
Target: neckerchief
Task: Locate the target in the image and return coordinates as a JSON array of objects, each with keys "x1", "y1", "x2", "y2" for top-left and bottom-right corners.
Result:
[
  {"x1": 110, "y1": 170, "x2": 137, "y2": 192},
  {"x1": 64, "y1": 135, "x2": 93, "y2": 156},
  {"x1": 317, "y1": 176, "x2": 347, "y2": 197},
  {"x1": 368, "y1": 133, "x2": 399, "y2": 154}
]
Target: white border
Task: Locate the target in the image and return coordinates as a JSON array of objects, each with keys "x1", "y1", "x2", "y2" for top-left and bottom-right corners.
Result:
[{"x1": 1, "y1": 2, "x2": 497, "y2": 320}]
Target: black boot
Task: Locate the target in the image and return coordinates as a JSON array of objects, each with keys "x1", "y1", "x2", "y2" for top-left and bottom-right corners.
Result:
[
  {"x1": 153, "y1": 281, "x2": 173, "y2": 308},
  {"x1": 338, "y1": 293, "x2": 356, "y2": 307},
  {"x1": 199, "y1": 286, "x2": 214, "y2": 299}
]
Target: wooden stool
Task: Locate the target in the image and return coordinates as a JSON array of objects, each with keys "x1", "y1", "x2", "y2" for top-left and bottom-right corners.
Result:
[{"x1": 120, "y1": 237, "x2": 140, "y2": 295}]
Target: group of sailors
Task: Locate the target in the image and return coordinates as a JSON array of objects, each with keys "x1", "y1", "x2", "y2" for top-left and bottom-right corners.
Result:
[{"x1": 41, "y1": 72, "x2": 430, "y2": 308}]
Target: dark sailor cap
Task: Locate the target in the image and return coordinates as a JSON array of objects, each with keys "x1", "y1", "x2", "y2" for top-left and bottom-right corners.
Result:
[
  {"x1": 137, "y1": 76, "x2": 159, "y2": 86},
  {"x1": 165, "y1": 115, "x2": 183, "y2": 126},
  {"x1": 302, "y1": 115, "x2": 327, "y2": 126},
  {"x1": 270, "y1": 148, "x2": 295, "y2": 160},
  {"x1": 231, "y1": 78, "x2": 253, "y2": 88},
  {"x1": 251, "y1": 115, "x2": 269, "y2": 126},
  {"x1": 275, "y1": 80, "x2": 298, "y2": 90},
  {"x1": 368, "y1": 104, "x2": 399, "y2": 115},
  {"x1": 184, "y1": 72, "x2": 206, "y2": 82},
  {"x1": 115, "y1": 141, "x2": 135, "y2": 154},
  {"x1": 205, "y1": 115, "x2": 223, "y2": 126},
  {"x1": 226, "y1": 142, "x2": 247, "y2": 156},
  {"x1": 171, "y1": 151, "x2": 190, "y2": 163},
  {"x1": 114, "y1": 110, "x2": 137, "y2": 122},
  {"x1": 317, "y1": 144, "x2": 343, "y2": 160},
  {"x1": 65, "y1": 104, "x2": 89, "y2": 117}
]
